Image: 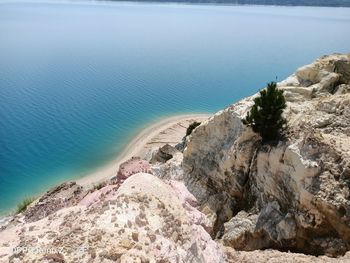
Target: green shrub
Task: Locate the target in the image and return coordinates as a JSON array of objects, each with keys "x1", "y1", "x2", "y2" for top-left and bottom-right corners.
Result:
[
  {"x1": 186, "y1": 121, "x2": 201, "y2": 136},
  {"x1": 93, "y1": 181, "x2": 106, "y2": 191},
  {"x1": 16, "y1": 197, "x2": 35, "y2": 214},
  {"x1": 242, "y1": 82, "x2": 287, "y2": 141}
]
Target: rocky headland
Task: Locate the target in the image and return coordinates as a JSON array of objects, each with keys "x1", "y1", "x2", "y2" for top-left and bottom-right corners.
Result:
[{"x1": 1, "y1": 53, "x2": 349, "y2": 262}]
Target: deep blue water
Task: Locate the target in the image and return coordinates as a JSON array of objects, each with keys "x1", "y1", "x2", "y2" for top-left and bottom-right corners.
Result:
[{"x1": 0, "y1": 1, "x2": 349, "y2": 214}]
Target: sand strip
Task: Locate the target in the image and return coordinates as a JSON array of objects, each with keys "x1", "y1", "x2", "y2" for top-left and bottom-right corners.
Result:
[{"x1": 76, "y1": 114, "x2": 210, "y2": 186}]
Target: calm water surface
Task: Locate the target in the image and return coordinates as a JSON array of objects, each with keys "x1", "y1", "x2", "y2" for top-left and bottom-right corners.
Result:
[{"x1": 0, "y1": 1, "x2": 349, "y2": 214}]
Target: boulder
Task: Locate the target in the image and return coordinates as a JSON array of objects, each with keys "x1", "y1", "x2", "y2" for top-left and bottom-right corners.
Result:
[
  {"x1": 112, "y1": 157, "x2": 152, "y2": 183},
  {"x1": 222, "y1": 211, "x2": 258, "y2": 250},
  {"x1": 150, "y1": 144, "x2": 179, "y2": 164}
]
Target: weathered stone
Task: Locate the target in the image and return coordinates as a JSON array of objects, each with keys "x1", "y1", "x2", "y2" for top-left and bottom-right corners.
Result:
[
  {"x1": 150, "y1": 144, "x2": 179, "y2": 164},
  {"x1": 112, "y1": 157, "x2": 152, "y2": 183},
  {"x1": 23, "y1": 182, "x2": 86, "y2": 223},
  {"x1": 222, "y1": 211, "x2": 258, "y2": 250},
  {"x1": 0, "y1": 173, "x2": 226, "y2": 262}
]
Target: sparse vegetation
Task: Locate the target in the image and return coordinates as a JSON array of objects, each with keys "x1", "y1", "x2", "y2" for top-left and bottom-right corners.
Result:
[
  {"x1": 93, "y1": 181, "x2": 106, "y2": 191},
  {"x1": 186, "y1": 121, "x2": 201, "y2": 136},
  {"x1": 242, "y1": 82, "x2": 287, "y2": 141},
  {"x1": 16, "y1": 197, "x2": 35, "y2": 214}
]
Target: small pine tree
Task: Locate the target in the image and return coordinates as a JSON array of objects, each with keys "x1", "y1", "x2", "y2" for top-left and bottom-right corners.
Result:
[
  {"x1": 186, "y1": 121, "x2": 201, "y2": 136},
  {"x1": 242, "y1": 82, "x2": 286, "y2": 141}
]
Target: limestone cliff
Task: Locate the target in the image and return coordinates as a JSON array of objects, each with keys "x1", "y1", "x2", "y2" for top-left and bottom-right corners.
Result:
[{"x1": 156, "y1": 53, "x2": 350, "y2": 257}]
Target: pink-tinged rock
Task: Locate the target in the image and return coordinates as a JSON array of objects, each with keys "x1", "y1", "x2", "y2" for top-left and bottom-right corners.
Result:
[
  {"x1": 1, "y1": 173, "x2": 227, "y2": 263},
  {"x1": 167, "y1": 180, "x2": 212, "y2": 234},
  {"x1": 168, "y1": 180, "x2": 198, "y2": 207},
  {"x1": 113, "y1": 157, "x2": 152, "y2": 183},
  {"x1": 115, "y1": 173, "x2": 226, "y2": 262},
  {"x1": 79, "y1": 185, "x2": 117, "y2": 207}
]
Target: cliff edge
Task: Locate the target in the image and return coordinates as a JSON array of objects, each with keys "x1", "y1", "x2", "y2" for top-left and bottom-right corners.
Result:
[{"x1": 155, "y1": 53, "x2": 350, "y2": 257}]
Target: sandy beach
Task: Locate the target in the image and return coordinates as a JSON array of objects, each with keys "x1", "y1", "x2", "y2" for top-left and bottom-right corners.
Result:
[{"x1": 76, "y1": 114, "x2": 211, "y2": 186}]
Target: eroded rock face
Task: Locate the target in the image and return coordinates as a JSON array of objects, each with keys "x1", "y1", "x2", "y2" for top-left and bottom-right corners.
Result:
[
  {"x1": 150, "y1": 144, "x2": 180, "y2": 164},
  {"x1": 23, "y1": 182, "x2": 86, "y2": 223},
  {"x1": 176, "y1": 53, "x2": 350, "y2": 256},
  {"x1": 152, "y1": 151, "x2": 185, "y2": 181},
  {"x1": 181, "y1": 107, "x2": 261, "y2": 235},
  {"x1": 112, "y1": 157, "x2": 152, "y2": 183},
  {"x1": 221, "y1": 211, "x2": 259, "y2": 250},
  {"x1": 0, "y1": 173, "x2": 226, "y2": 262}
]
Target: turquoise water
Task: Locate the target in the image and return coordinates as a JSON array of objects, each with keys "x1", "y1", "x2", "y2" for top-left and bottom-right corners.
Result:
[{"x1": 0, "y1": 1, "x2": 350, "y2": 214}]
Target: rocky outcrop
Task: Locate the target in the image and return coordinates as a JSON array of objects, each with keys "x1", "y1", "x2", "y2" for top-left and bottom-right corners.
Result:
[
  {"x1": 173, "y1": 53, "x2": 350, "y2": 256},
  {"x1": 111, "y1": 157, "x2": 152, "y2": 183},
  {"x1": 150, "y1": 144, "x2": 180, "y2": 164},
  {"x1": 23, "y1": 182, "x2": 86, "y2": 223},
  {"x1": 221, "y1": 211, "x2": 259, "y2": 250},
  {"x1": 182, "y1": 106, "x2": 261, "y2": 235},
  {"x1": 0, "y1": 173, "x2": 226, "y2": 262}
]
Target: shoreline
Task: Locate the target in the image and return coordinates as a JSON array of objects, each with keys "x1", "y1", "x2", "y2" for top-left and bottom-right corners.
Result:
[
  {"x1": 0, "y1": 113, "x2": 210, "y2": 217},
  {"x1": 76, "y1": 113, "x2": 211, "y2": 186}
]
